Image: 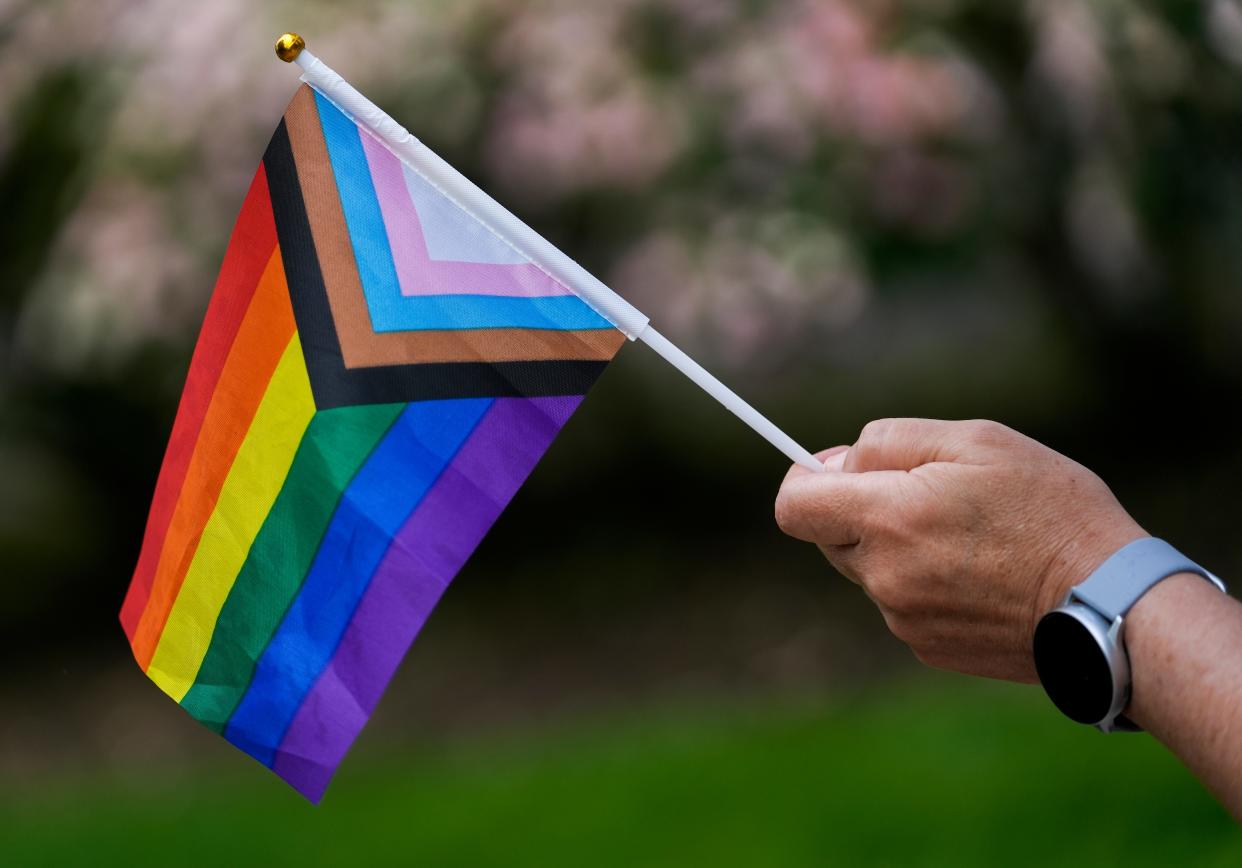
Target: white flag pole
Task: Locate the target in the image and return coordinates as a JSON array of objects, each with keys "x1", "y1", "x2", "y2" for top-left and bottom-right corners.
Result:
[
  {"x1": 276, "y1": 34, "x2": 826, "y2": 473},
  {"x1": 635, "y1": 327, "x2": 825, "y2": 471}
]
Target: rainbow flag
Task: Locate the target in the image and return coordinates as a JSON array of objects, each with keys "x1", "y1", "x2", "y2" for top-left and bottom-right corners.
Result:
[{"x1": 119, "y1": 84, "x2": 626, "y2": 801}]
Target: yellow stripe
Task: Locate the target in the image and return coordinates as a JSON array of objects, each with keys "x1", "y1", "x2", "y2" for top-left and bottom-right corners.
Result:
[{"x1": 146, "y1": 335, "x2": 315, "y2": 701}]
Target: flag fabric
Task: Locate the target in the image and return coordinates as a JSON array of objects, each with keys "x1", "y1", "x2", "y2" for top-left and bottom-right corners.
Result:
[{"x1": 119, "y1": 83, "x2": 626, "y2": 802}]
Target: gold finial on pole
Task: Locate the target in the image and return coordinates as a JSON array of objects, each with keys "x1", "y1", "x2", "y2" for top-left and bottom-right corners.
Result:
[{"x1": 275, "y1": 33, "x2": 306, "y2": 63}]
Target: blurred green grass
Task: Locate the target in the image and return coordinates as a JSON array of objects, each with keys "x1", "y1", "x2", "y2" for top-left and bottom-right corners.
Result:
[{"x1": 3, "y1": 678, "x2": 1236, "y2": 866}]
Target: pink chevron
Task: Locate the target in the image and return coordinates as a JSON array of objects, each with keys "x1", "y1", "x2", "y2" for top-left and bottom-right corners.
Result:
[{"x1": 360, "y1": 133, "x2": 574, "y2": 298}]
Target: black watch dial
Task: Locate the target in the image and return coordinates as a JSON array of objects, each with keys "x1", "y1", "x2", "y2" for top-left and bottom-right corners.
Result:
[{"x1": 1033, "y1": 609, "x2": 1115, "y2": 725}]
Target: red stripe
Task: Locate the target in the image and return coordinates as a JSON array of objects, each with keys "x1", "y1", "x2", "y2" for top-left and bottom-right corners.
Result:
[{"x1": 119, "y1": 165, "x2": 278, "y2": 642}]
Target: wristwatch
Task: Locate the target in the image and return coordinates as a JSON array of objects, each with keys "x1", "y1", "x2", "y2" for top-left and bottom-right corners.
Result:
[{"x1": 1032, "y1": 537, "x2": 1226, "y2": 733}]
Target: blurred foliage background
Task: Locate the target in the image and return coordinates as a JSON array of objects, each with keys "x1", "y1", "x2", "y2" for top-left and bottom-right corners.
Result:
[{"x1": 2, "y1": 0, "x2": 1241, "y2": 862}]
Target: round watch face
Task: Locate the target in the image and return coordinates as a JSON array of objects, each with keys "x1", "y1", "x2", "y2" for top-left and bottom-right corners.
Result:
[{"x1": 1033, "y1": 609, "x2": 1115, "y2": 725}]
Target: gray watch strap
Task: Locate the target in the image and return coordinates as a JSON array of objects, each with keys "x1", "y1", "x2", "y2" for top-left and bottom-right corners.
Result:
[{"x1": 1070, "y1": 537, "x2": 1225, "y2": 621}]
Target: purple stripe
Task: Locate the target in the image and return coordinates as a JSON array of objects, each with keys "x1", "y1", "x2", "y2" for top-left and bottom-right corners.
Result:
[
  {"x1": 270, "y1": 395, "x2": 582, "y2": 801},
  {"x1": 360, "y1": 133, "x2": 573, "y2": 298}
]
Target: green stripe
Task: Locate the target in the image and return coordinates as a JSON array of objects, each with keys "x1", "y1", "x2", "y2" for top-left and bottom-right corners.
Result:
[{"x1": 180, "y1": 402, "x2": 405, "y2": 731}]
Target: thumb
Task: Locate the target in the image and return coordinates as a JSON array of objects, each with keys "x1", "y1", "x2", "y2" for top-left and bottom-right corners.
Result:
[
  {"x1": 843, "y1": 418, "x2": 969, "y2": 473},
  {"x1": 775, "y1": 460, "x2": 884, "y2": 547}
]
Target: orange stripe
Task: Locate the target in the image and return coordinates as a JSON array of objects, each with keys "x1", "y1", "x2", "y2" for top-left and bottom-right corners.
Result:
[{"x1": 130, "y1": 247, "x2": 296, "y2": 668}]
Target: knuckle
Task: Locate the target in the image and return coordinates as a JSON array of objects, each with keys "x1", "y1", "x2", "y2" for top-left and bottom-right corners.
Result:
[
  {"x1": 868, "y1": 572, "x2": 916, "y2": 614},
  {"x1": 857, "y1": 418, "x2": 896, "y2": 452},
  {"x1": 852, "y1": 418, "x2": 923, "y2": 471},
  {"x1": 963, "y1": 419, "x2": 1011, "y2": 447},
  {"x1": 911, "y1": 645, "x2": 948, "y2": 670},
  {"x1": 859, "y1": 418, "x2": 892, "y2": 441},
  {"x1": 881, "y1": 608, "x2": 919, "y2": 645}
]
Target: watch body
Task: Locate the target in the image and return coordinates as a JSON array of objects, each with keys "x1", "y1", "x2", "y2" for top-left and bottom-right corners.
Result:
[
  {"x1": 1033, "y1": 604, "x2": 1133, "y2": 731},
  {"x1": 1032, "y1": 537, "x2": 1225, "y2": 733}
]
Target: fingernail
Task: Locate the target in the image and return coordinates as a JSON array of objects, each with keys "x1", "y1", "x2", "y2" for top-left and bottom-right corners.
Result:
[{"x1": 821, "y1": 445, "x2": 849, "y2": 471}]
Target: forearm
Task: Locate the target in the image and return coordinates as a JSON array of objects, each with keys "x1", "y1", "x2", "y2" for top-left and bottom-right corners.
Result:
[{"x1": 1125, "y1": 573, "x2": 1242, "y2": 819}]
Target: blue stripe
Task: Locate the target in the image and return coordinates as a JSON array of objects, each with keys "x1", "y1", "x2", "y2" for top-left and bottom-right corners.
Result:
[
  {"x1": 223, "y1": 397, "x2": 494, "y2": 765},
  {"x1": 313, "y1": 91, "x2": 611, "y2": 332},
  {"x1": 365, "y1": 293, "x2": 612, "y2": 332}
]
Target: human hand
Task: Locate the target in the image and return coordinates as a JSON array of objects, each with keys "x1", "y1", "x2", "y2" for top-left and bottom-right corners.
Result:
[{"x1": 774, "y1": 419, "x2": 1145, "y2": 682}]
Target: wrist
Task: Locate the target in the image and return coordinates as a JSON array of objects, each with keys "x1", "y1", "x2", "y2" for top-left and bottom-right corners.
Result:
[
  {"x1": 1123, "y1": 572, "x2": 1222, "y2": 729},
  {"x1": 1033, "y1": 517, "x2": 1146, "y2": 629},
  {"x1": 1033, "y1": 538, "x2": 1224, "y2": 732}
]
